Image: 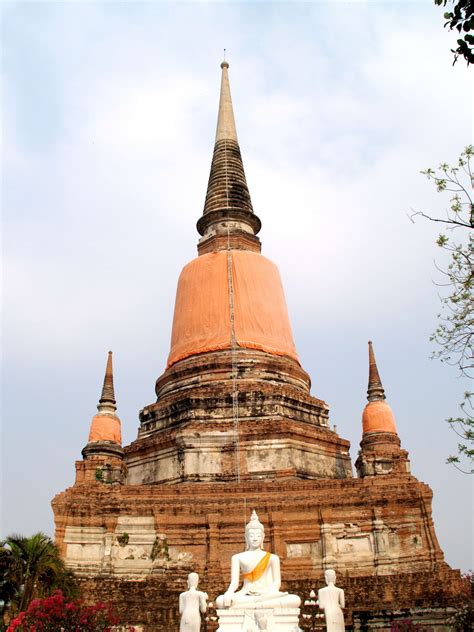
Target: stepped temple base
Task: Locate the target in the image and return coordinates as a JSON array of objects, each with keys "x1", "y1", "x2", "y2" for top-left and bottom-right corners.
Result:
[
  {"x1": 216, "y1": 607, "x2": 301, "y2": 631},
  {"x1": 52, "y1": 476, "x2": 470, "y2": 630}
]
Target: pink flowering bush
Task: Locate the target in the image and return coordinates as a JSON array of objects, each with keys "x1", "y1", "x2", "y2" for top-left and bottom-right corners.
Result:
[{"x1": 6, "y1": 590, "x2": 134, "y2": 631}]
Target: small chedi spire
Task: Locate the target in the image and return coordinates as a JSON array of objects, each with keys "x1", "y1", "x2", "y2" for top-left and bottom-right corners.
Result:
[
  {"x1": 356, "y1": 341, "x2": 410, "y2": 478},
  {"x1": 362, "y1": 341, "x2": 396, "y2": 434},
  {"x1": 98, "y1": 351, "x2": 116, "y2": 413},
  {"x1": 367, "y1": 340, "x2": 386, "y2": 402},
  {"x1": 197, "y1": 60, "x2": 261, "y2": 255},
  {"x1": 84, "y1": 351, "x2": 122, "y2": 450},
  {"x1": 80, "y1": 351, "x2": 124, "y2": 481}
]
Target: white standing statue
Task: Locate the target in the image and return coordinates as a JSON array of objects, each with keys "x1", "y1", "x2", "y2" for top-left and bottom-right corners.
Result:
[
  {"x1": 179, "y1": 572, "x2": 208, "y2": 632},
  {"x1": 215, "y1": 510, "x2": 301, "y2": 609},
  {"x1": 318, "y1": 569, "x2": 345, "y2": 632}
]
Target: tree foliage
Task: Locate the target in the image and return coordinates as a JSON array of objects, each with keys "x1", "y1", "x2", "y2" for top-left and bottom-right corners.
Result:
[
  {"x1": 412, "y1": 145, "x2": 473, "y2": 473},
  {"x1": 435, "y1": 0, "x2": 474, "y2": 65},
  {"x1": 0, "y1": 533, "x2": 77, "y2": 620}
]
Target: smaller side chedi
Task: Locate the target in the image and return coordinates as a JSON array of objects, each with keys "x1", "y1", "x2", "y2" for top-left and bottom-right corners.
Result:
[{"x1": 216, "y1": 510, "x2": 301, "y2": 632}]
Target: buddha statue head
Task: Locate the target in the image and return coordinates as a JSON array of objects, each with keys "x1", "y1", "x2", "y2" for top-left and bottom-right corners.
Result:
[
  {"x1": 245, "y1": 509, "x2": 265, "y2": 550},
  {"x1": 187, "y1": 572, "x2": 199, "y2": 589}
]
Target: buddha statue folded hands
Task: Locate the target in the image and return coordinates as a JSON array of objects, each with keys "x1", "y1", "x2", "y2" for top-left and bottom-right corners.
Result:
[{"x1": 215, "y1": 510, "x2": 301, "y2": 609}]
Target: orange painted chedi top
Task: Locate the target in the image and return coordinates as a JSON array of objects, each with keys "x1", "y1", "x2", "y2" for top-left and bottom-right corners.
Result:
[
  {"x1": 87, "y1": 351, "x2": 122, "y2": 445},
  {"x1": 361, "y1": 341, "x2": 398, "y2": 434},
  {"x1": 88, "y1": 414, "x2": 122, "y2": 444},
  {"x1": 167, "y1": 250, "x2": 299, "y2": 367},
  {"x1": 362, "y1": 400, "x2": 397, "y2": 434}
]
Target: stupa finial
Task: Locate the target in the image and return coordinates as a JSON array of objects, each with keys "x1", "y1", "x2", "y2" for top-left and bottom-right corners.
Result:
[
  {"x1": 367, "y1": 341, "x2": 386, "y2": 402},
  {"x1": 98, "y1": 351, "x2": 117, "y2": 413},
  {"x1": 197, "y1": 60, "x2": 261, "y2": 254},
  {"x1": 215, "y1": 57, "x2": 237, "y2": 142}
]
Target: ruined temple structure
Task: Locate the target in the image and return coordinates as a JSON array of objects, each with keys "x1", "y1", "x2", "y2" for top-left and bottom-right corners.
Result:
[{"x1": 52, "y1": 62, "x2": 468, "y2": 631}]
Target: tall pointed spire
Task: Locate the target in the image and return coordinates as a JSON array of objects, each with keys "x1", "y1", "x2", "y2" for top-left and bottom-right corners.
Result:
[
  {"x1": 98, "y1": 351, "x2": 117, "y2": 413},
  {"x1": 367, "y1": 341, "x2": 386, "y2": 402},
  {"x1": 197, "y1": 60, "x2": 261, "y2": 255},
  {"x1": 215, "y1": 61, "x2": 238, "y2": 143}
]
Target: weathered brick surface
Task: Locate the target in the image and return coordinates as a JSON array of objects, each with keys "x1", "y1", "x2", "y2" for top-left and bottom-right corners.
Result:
[
  {"x1": 124, "y1": 349, "x2": 352, "y2": 484},
  {"x1": 75, "y1": 566, "x2": 468, "y2": 631},
  {"x1": 52, "y1": 473, "x2": 465, "y2": 630}
]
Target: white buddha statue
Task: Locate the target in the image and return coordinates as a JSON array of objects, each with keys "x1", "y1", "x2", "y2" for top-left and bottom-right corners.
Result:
[
  {"x1": 215, "y1": 510, "x2": 301, "y2": 609},
  {"x1": 318, "y1": 569, "x2": 345, "y2": 632},
  {"x1": 179, "y1": 572, "x2": 208, "y2": 632}
]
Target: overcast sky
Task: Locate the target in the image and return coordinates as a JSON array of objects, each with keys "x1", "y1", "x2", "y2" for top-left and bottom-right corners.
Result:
[{"x1": 2, "y1": 1, "x2": 472, "y2": 572}]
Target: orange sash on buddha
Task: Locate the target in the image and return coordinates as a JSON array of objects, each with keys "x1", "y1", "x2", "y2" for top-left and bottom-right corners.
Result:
[{"x1": 242, "y1": 551, "x2": 271, "y2": 583}]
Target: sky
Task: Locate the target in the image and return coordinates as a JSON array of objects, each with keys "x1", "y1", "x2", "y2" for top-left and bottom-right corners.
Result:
[{"x1": 2, "y1": 1, "x2": 472, "y2": 572}]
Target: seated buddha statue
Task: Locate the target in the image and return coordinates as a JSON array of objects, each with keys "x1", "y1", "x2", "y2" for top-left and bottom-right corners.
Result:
[{"x1": 215, "y1": 510, "x2": 301, "y2": 609}]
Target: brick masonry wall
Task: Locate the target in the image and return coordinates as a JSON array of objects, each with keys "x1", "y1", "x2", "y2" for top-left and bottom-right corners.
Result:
[{"x1": 76, "y1": 566, "x2": 469, "y2": 631}]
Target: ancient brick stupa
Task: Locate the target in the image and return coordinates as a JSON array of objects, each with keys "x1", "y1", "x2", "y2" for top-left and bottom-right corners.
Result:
[{"x1": 52, "y1": 62, "x2": 467, "y2": 630}]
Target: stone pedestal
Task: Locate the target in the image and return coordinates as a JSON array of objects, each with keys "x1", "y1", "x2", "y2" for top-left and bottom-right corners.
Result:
[{"x1": 216, "y1": 607, "x2": 301, "y2": 631}]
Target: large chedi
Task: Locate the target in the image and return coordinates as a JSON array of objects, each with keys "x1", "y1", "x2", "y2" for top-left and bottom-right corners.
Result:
[
  {"x1": 126, "y1": 60, "x2": 350, "y2": 486},
  {"x1": 52, "y1": 62, "x2": 467, "y2": 631}
]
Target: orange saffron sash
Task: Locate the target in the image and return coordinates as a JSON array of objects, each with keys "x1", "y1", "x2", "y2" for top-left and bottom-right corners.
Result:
[{"x1": 242, "y1": 551, "x2": 271, "y2": 583}]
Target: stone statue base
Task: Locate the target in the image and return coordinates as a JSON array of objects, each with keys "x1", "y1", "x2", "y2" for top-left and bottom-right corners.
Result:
[{"x1": 216, "y1": 607, "x2": 301, "y2": 632}]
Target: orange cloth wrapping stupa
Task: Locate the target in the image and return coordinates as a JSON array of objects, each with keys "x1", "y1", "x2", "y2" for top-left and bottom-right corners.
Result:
[
  {"x1": 167, "y1": 250, "x2": 299, "y2": 367},
  {"x1": 362, "y1": 400, "x2": 397, "y2": 434},
  {"x1": 88, "y1": 414, "x2": 122, "y2": 443}
]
